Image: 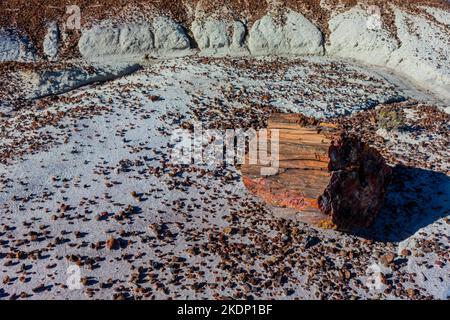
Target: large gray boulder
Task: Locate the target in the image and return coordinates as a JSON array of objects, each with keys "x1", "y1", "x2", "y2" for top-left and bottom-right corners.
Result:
[
  {"x1": 78, "y1": 17, "x2": 190, "y2": 59},
  {"x1": 153, "y1": 16, "x2": 190, "y2": 51},
  {"x1": 248, "y1": 10, "x2": 324, "y2": 55},
  {"x1": 387, "y1": 9, "x2": 450, "y2": 101},
  {"x1": 0, "y1": 30, "x2": 36, "y2": 62},
  {"x1": 79, "y1": 24, "x2": 154, "y2": 58},
  {"x1": 191, "y1": 19, "x2": 247, "y2": 55},
  {"x1": 43, "y1": 22, "x2": 60, "y2": 60},
  {"x1": 327, "y1": 7, "x2": 398, "y2": 65}
]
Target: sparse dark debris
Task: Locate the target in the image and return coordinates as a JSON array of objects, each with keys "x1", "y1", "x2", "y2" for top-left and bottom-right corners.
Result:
[{"x1": 0, "y1": 55, "x2": 448, "y2": 300}]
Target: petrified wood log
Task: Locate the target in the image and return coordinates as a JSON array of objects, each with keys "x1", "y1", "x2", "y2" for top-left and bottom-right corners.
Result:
[{"x1": 240, "y1": 113, "x2": 392, "y2": 231}]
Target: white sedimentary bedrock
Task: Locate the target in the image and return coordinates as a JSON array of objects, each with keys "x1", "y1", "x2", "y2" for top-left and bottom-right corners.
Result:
[
  {"x1": 78, "y1": 16, "x2": 191, "y2": 59},
  {"x1": 327, "y1": 6, "x2": 450, "y2": 101},
  {"x1": 248, "y1": 10, "x2": 324, "y2": 55},
  {"x1": 0, "y1": 57, "x2": 448, "y2": 300},
  {"x1": 191, "y1": 19, "x2": 247, "y2": 55},
  {"x1": 0, "y1": 30, "x2": 35, "y2": 62},
  {"x1": 73, "y1": 4, "x2": 449, "y2": 101},
  {"x1": 43, "y1": 22, "x2": 60, "y2": 61},
  {"x1": 0, "y1": 3, "x2": 449, "y2": 103}
]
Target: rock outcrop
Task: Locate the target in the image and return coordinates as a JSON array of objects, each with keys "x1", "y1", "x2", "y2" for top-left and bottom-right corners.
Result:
[
  {"x1": 0, "y1": 30, "x2": 35, "y2": 62},
  {"x1": 327, "y1": 6, "x2": 450, "y2": 101},
  {"x1": 79, "y1": 24, "x2": 154, "y2": 58},
  {"x1": 152, "y1": 16, "x2": 191, "y2": 52},
  {"x1": 387, "y1": 9, "x2": 450, "y2": 101},
  {"x1": 25, "y1": 63, "x2": 141, "y2": 99},
  {"x1": 43, "y1": 22, "x2": 59, "y2": 61},
  {"x1": 327, "y1": 7, "x2": 398, "y2": 65},
  {"x1": 191, "y1": 19, "x2": 247, "y2": 55},
  {"x1": 79, "y1": 17, "x2": 190, "y2": 60},
  {"x1": 248, "y1": 10, "x2": 324, "y2": 56},
  {"x1": 1, "y1": 1, "x2": 448, "y2": 102}
]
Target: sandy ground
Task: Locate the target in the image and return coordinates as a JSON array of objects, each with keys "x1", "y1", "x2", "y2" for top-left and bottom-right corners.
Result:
[{"x1": 0, "y1": 56, "x2": 448, "y2": 300}]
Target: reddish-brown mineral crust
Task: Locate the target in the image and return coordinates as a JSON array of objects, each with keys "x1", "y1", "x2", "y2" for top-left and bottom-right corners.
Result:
[
  {"x1": 241, "y1": 113, "x2": 392, "y2": 231},
  {"x1": 319, "y1": 135, "x2": 392, "y2": 230}
]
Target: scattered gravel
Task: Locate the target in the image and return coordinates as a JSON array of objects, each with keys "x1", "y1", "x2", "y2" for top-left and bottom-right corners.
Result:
[{"x1": 0, "y1": 56, "x2": 448, "y2": 300}]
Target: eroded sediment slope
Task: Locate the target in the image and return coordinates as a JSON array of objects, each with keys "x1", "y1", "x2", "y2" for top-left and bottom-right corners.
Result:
[{"x1": 1, "y1": 1, "x2": 449, "y2": 99}]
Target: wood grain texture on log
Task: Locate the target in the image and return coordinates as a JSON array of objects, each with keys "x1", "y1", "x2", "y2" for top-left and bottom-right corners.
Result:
[{"x1": 240, "y1": 113, "x2": 391, "y2": 231}]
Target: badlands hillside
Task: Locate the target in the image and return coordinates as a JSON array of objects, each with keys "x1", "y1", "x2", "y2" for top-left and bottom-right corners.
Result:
[{"x1": 0, "y1": 1, "x2": 449, "y2": 300}]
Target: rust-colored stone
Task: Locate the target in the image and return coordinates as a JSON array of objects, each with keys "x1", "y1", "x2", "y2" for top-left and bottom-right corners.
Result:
[{"x1": 240, "y1": 113, "x2": 391, "y2": 231}]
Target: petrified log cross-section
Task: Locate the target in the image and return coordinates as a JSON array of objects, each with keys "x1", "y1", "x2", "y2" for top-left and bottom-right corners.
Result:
[{"x1": 240, "y1": 113, "x2": 391, "y2": 231}]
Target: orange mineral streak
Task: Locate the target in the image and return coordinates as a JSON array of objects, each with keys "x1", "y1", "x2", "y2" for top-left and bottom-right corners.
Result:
[{"x1": 242, "y1": 176, "x2": 320, "y2": 212}]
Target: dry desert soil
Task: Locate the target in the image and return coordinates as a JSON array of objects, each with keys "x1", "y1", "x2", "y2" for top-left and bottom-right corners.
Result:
[{"x1": 0, "y1": 1, "x2": 449, "y2": 300}]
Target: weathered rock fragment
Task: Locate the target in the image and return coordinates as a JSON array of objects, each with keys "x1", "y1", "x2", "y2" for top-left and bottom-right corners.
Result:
[{"x1": 241, "y1": 113, "x2": 391, "y2": 230}]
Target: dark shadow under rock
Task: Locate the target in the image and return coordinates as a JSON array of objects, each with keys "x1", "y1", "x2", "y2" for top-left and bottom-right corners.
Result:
[{"x1": 354, "y1": 165, "x2": 450, "y2": 242}]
